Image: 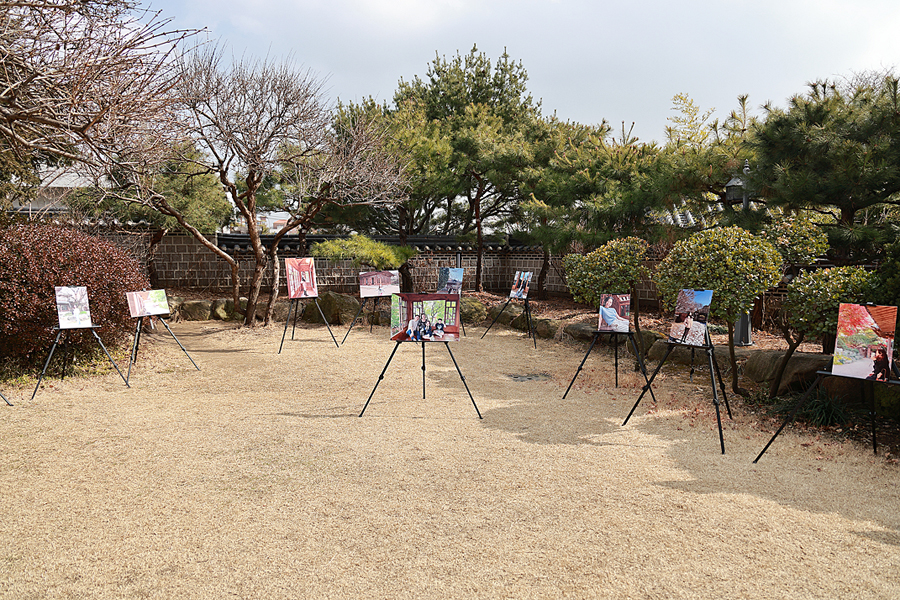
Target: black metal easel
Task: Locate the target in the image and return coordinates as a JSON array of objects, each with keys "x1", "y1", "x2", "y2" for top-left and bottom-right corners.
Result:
[
  {"x1": 0, "y1": 391, "x2": 11, "y2": 406},
  {"x1": 480, "y1": 297, "x2": 536, "y2": 348},
  {"x1": 126, "y1": 316, "x2": 199, "y2": 384},
  {"x1": 754, "y1": 363, "x2": 900, "y2": 463},
  {"x1": 342, "y1": 297, "x2": 384, "y2": 345},
  {"x1": 359, "y1": 341, "x2": 482, "y2": 418},
  {"x1": 32, "y1": 326, "x2": 129, "y2": 399},
  {"x1": 562, "y1": 331, "x2": 657, "y2": 403},
  {"x1": 622, "y1": 329, "x2": 731, "y2": 454},
  {"x1": 278, "y1": 298, "x2": 339, "y2": 353}
]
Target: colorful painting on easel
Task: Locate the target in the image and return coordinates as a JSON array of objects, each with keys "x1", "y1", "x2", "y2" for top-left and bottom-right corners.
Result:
[
  {"x1": 126, "y1": 290, "x2": 170, "y2": 317},
  {"x1": 390, "y1": 293, "x2": 461, "y2": 342},
  {"x1": 509, "y1": 271, "x2": 533, "y2": 299},
  {"x1": 285, "y1": 258, "x2": 318, "y2": 299},
  {"x1": 832, "y1": 303, "x2": 897, "y2": 381},
  {"x1": 55, "y1": 286, "x2": 93, "y2": 329},
  {"x1": 436, "y1": 267, "x2": 463, "y2": 295},
  {"x1": 667, "y1": 289, "x2": 713, "y2": 347},
  {"x1": 359, "y1": 270, "x2": 400, "y2": 298},
  {"x1": 598, "y1": 293, "x2": 630, "y2": 333}
]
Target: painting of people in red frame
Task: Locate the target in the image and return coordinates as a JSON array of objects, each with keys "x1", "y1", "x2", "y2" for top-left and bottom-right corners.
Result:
[{"x1": 390, "y1": 293, "x2": 461, "y2": 342}]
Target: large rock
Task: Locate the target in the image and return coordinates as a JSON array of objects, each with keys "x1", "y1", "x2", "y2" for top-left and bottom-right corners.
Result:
[
  {"x1": 563, "y1": 322, "x2": 596, "y2": 342},
  {"x1": 744, "y1": 350, "x2": 832, "y2": 395},
  {"x1": 210, "y1": 298, "x2": 231, "y2": 320},
  {"x1": 487, "y1": 302, "x2": 523, "y2": 325},
  {"x1": 301, "y1": 291, "x2": 359, "y2": 325},
  {"x1": 625, "y1": 330, "x2": 666, "y2": 357},
  {"x1": 167, "y1": 296, "x2": 184, "y2": 320},
  {"x1": 180, "y1": 299, "x2": 212, "y2": 321},
  {"x1": 460, "y1": 297, "x2": 487, "y2": 323},
  {"x1": 533, "y1": 318, "x2": 564, "y2": 339}
]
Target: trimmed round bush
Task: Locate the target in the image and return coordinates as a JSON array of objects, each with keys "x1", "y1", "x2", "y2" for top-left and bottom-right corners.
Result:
[
  {"x1": 654, "y1": 226, "x2": 782, "y2": 322},
  {"x1": 0, "y1": 223, "x2": 149, "y2": 368},
  {"x1": 563, "y1": 237, "x2": 649, "y2": 307}
]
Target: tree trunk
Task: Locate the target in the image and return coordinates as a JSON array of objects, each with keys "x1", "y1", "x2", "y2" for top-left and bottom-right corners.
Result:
[
  {"x1": 768, "y1": 325, "x2": 805, "y2": 400},
  {"x1": 631, "y1": 288, "x2": 644, "y2": 357},
  {"x1": 536, "y1": 245, "x2": 550, "y2": 300},
  {"x1": 474, "y1": 199, "x2": 484, "y2": 292},
  {"x1": 398, "y1": 205, "x2": 414, "y2": 292},
  {"x1": 243, "y1": 214, "x2": 268, "y2": 327},
  {"x1": 264, "y1": 246, "x2": 281, "y2": 326},
  {"x1": 726, "y1": 321, "x2": 746, "y2": 395},
  {"x1": 146, "y1": 228, "x2": 167, "y2": 288}
]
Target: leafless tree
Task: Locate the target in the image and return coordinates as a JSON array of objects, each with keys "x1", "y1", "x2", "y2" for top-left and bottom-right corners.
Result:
[
  {"x1": 0, "y1": 0, "x2": 194, "y2": 168},
  {"x1": 118, "y1": 46, "x2": 406, "y2": 326}
]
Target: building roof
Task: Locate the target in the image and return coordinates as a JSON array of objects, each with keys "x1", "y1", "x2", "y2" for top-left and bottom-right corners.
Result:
[{"x1": 215, "y1": 233, "x2": 542, "y2": 253}]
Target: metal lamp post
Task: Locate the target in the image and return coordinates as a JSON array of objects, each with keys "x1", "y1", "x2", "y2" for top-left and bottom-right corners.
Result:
[{"x1": 725, "y1": 160, "x2": 753, "y2": 346}]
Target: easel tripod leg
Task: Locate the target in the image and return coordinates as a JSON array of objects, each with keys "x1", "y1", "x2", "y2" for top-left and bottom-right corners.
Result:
[
  {"x1": 126, "y1": 316, "x2": 143, "y2": 385},
  {"x1": 525, "y1": 299, "x2": 536, "y2": 349},
  {"x1": 753, "y1": 374, "x2": 824, "y2": 463},
  {"x1": 481, "y1": 299, "x2": 511, "y2": 338},
  {"x1": 706, "y1": 347, "x2": 725, "y2": 454},
  {"x1": 314, "y1": 299, "x2": 340, "y2": 348},
  {"x1": 359, "y1": 341, "x2": 401, "y2": 417},
  {"x1": 629, "y1": 334, "x2": 657, "y2": 404},
  {"x1": 342, "y1": 299, "x2": 366, "y2": 345},
  {"x1": 624, "y1": 344, "x2": 673, "y2": 426},
  {"x1": 278, "y1": 300, "x2": 294, "y2": 354},
  {"x1": 563, "y1": 332, "x2": 599, "y2": 399},
  {"x1": 32, "y1": 330, "x2": 63, "y2": 400},
  {"x1": 158, "y1": 318, "x2": 200, "y2": 370},
  {"x1": 0, "y1": 391, "x2": 11, "y2": 406},
  {"x1": 444, "y1": 342, "x2": 482, "y2": 418},
  {"x1": 711, "y1": 350, "x2": 732, "y2": 419},
  {"x1": 91, "y1": 329, "x2": 129, "y2": 387}
]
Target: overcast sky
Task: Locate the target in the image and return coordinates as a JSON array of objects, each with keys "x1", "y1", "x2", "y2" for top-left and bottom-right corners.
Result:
[{"x1": 148, "y1": 0, "x2": 900, "y2": 143}]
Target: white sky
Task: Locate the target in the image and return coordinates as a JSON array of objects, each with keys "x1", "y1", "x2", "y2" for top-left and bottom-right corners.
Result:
[{"x1": 147, "y1": 0, "x2": 900, "y2": 143}]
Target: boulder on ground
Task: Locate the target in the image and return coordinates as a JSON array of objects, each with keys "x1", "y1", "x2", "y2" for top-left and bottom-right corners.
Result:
[
  {"x1": 533, "y1": 318, "x2": 564, "y2": 339},
  {"x1": 180, "y1": 299, "x2": 212, "y2": 321},
  {"x1": 461, "y1": 297, "x2": 487, "y2": 323},
  {"x1": 744, "y1": 350, "x2": 832, "y2": 395},
  {"x1": 302, "y1": 291, "x2": 359, "y2": 325},
  {"x1": 626, "y1": 330, "x2": 665, "y2": 357},
  {"x1": 487, "y1": 302, "x2": 523, "y2": 325},
  {"x1": 563, "y1": 322, "x2": 596, "y2": 342},
  {"x1": 647, "y1": 341, "x2": 753, "y2": 368},
  {"x1": 210, "y1": 298, "x2": 231, "y2": 320}
]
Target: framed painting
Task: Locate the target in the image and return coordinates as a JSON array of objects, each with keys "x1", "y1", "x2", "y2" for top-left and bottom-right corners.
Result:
[
  {"x1": 285, "y1": 258, "x2": 319, "y2": 299},
  {"x1": 667, "y1": 289, "x2": 713, "y2": 347}
]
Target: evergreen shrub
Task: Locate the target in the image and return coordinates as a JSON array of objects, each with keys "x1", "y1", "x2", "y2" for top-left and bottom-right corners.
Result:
[
  {"x1": 760, "y1": 216, "x2": 829, "y2": 265},
  {"x1": 654, "y1": 226, "x2": 782, "y2": 322},
  {"x1": 310, "y1": 235, "x2": 417, "y2": 269},
  {"x1": 0, "y1": 223, "x2": 149, "y2": 368},
  {"x1": 563, "y1": 237, "x2": 649, "y2": 307},
  {"x1": 783, "y1": 266, "x2": 874, "y2": 341}
]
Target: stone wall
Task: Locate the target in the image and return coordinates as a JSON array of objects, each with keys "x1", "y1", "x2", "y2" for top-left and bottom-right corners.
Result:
[{"x1": 144, "y1": 234, "x2": 573, "y2": 297}]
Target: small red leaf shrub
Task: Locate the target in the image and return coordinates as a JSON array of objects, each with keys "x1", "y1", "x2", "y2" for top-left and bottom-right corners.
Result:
[{"x1": 0, "y1": 223, "x2": 149, "y2": 369}]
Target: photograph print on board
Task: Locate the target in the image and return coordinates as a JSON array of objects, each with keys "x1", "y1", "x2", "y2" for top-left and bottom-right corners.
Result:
[
  {"x1": 509, "y1": 271, "x2": 533, "y2": 299},
  {"x1": 55, "y1": 286, "x2": 93, "y2": 329},
  {"x1": 598, "y1": 293, "x2": 631, "y2": 333},
  {"x1": 126, "y1": 289, "x2": 171, "y2": 318},
  {"x1": 832, "y1": 303, "x2": 897, "y2": 381},
  {"x1": 285, "y1": 258, "x2": 319, "y2": 299},
  {"x1": 391, "y1": 293, "x2": 461, "y2": 342},
  {"x1": 359, "y1": 270, "x2": 401, "y2": 298},
  {"x1": 436, "y1": 267, "x2": 463, "y2": 295},
  {"x1": 667, "y1": 289, "x2": 713, "y2": 347}
]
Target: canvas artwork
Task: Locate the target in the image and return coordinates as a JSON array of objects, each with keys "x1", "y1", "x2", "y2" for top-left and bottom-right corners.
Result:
[
  {"x1": 55, "y1": 286, "x2": 93, "y2": 329},
  {"x1": 390, "y1": 293, "x2": 461, "y2": 342},
  {"x1": 832, "y1": 303, "x2": 897, "y2": 381},
  {"x1": 436, "y1": 267, "x2": 463, "y2": 295},
  {"x1": 598, "y1": 293, "x2": 631, "y2": 333},
  {"x1": 509, "y1": 271, "x2": 533, "y2": 299},
  {"x1": 359, "y1": 270, "x2": 401, "y2": 298},
  {"x1": 126, "y1": 289, "x2": 170, "y2": 318},
  {"x1": 285, "y1": 258, "x2": 318, "y2": 299},
  {"x1": 667, "y1": 289, "x2": 713, "y2": 346}
]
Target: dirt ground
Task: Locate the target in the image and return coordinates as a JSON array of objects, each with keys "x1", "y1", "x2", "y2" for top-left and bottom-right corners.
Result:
[{"x1": 1, "y1": 320, "x2": 899, "y2": 599}]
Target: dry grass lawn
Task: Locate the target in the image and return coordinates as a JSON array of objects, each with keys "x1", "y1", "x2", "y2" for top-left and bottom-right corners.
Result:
[{"x1": 1, "y1": 321, "x2": 899, "y2": 599}]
